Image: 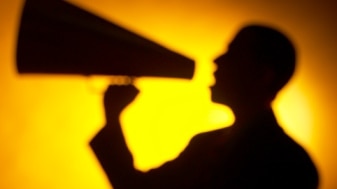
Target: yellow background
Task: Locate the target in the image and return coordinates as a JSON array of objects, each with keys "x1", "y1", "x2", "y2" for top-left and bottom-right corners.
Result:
[{"x1": 1, "y1": 0, "x2": 336, "y2": 188}]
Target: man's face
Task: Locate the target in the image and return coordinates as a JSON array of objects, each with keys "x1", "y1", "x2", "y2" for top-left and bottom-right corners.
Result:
[{"x1": 210, "y1": 39, "x2": 259, "y2": 106}]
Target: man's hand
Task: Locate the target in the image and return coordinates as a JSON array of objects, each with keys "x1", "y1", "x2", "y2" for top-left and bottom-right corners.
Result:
[{"x1": 104, "y1": 85, "x2": 139, "y2": 123}]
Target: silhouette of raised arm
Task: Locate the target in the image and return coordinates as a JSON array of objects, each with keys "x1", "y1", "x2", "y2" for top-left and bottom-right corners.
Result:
[
  {"x1": 90, "y1": 85, "x2": 144, "y2": 188},
  {"x1": 89, "y1": 86, "x2": 216, "y2": 189}
]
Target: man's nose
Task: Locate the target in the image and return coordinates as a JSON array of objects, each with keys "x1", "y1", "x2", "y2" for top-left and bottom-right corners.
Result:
[
  {"x1": 212, "y1": 62, "x2": 218, "y2": 72},
  {"x1": 214, "y1": 54, "x2": 227, "y2": 65},
  {"x1": 214, "y1": 56, "x2": 222, "y2": 64}
]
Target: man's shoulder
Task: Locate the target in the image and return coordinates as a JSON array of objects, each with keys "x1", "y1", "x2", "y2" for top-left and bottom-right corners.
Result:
[
  {"x1": 183, "y1": 127, "x2": 232, "y2": 152},
  {"x1": 191, "y1": 127, "x2": 230, "y2": 142}
]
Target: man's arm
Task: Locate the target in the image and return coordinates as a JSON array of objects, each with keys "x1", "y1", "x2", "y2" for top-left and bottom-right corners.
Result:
[
  {"x1": 90, "y1": 85, "x2": 144, "y2": 189},
  {"x1": 89, "y1": 85, "x2": 205, "y2": 189}
]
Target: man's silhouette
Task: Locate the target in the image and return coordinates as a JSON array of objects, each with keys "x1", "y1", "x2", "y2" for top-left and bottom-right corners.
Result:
[{"x1": 90, "y1": 25, "x2": 319, "y2": 189}]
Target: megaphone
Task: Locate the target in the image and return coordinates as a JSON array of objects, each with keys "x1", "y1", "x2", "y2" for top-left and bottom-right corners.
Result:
[{"x1": 16, "y1": 0, "x2": 195, "y2": 79}]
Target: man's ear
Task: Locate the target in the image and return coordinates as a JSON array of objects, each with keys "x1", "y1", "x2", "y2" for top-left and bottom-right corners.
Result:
[
  {"x1": 257, "y1": 67, "x2": 276, "y2": 94},
  {"x1": 255, "y1": 67, "x2": 277, "y2": 102},
  {"x1": 262, "y1": 68, "x2": 275, "y2": 86}
]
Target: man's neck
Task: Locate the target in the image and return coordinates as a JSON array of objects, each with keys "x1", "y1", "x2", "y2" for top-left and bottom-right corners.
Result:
[{"x1": 232, "y1": 103, "x2": 273, "y2": 128}]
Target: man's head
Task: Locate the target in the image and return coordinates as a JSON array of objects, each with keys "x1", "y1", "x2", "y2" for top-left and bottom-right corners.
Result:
[{"x1": 211, "y1": 25, "x2": 296, "y2": 108}]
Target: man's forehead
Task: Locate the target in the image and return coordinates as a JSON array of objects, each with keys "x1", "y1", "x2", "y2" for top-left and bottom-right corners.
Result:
[
  {"x1": 226, "y1": 40, "x2": 247, "y2": 53},
  {"x1": 228, "y1": 35, "x2": 253, "y2": 49}
]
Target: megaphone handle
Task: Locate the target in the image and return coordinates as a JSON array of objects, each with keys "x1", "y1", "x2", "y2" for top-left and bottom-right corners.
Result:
[{"x1": 86, "y1": 76, "x2": 136, "y2": 94}]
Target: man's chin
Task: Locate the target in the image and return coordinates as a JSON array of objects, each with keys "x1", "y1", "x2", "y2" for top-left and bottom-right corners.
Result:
[
  {"x1": 210, "y1": 87, "x2": 229, "y2": 105},
  {"x1": 210, "y1": 88, "x2": 221, "y2": 103}
]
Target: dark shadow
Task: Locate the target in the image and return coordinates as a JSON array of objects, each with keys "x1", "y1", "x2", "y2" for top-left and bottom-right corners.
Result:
[{"x1": 90, "y1": 25, "x2": 319, "y2": 189}]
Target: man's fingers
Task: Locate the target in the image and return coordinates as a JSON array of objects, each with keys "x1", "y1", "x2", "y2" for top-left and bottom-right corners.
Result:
[{"x1": 103, "y1": 85, "x2": 139, "y2": 115}]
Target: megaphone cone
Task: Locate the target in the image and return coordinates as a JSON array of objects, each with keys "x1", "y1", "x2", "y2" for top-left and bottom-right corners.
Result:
[{"x1": 16, "y1": 0, "x2": 195, "y2": 79}]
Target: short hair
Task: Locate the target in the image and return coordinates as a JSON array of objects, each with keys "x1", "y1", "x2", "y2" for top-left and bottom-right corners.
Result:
[{"x1": 234, "y1": 25, "x2": 296, "y2": 94}]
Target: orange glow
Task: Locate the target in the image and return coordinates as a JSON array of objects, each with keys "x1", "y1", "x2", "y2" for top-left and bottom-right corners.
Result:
[
  {"x1": 122, "y1": 78, "x2": 234, "y2": 170},
  {"x1": 273, "y1": 81, "x2": 315, "y2": 146},
  {"x1": 1, "y1": 0, "x2": 337, "y2": 189}
]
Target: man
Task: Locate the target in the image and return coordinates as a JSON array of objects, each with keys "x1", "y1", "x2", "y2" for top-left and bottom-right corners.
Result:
[{"x1": 90, "y1": 25, "x2": 319, "y2": 188}]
